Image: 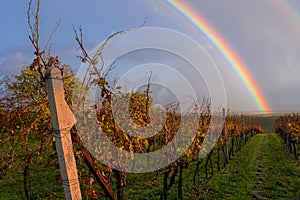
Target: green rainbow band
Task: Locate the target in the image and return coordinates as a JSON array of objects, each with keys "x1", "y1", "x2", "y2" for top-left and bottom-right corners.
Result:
[{"x1": 166, "y1": 0, "x2": 271, "y2": 113}]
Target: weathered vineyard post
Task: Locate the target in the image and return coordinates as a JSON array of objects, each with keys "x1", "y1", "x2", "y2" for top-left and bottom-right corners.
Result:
[{"x1": 45, "y1": 67, "x2": 82, "y2": 200}]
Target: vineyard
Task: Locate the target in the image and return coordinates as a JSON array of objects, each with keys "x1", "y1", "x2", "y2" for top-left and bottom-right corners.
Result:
[
  {"x1": 275, "y1": 114, "x2": 300, "y2": 159},
  {"x1": 1, "y1": 1, "x2": 300, "y2": 199},
  {"x1": 1, "y1": 85, "x2": 300, "y2": 200},
  {"x1": 0, "y1": 61, "x2": 299, "y2": 200},
  {"x1": 0, "y1": 62, "x2": 267, "y2": 199}
]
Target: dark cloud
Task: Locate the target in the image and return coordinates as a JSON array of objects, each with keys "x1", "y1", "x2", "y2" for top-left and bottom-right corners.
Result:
[
  {"x1": 1, "y1": 0, "x2": 300, "y2": 112},
  {"x1": 186, "y1": 0, "x2": 300, "y2": 112}
]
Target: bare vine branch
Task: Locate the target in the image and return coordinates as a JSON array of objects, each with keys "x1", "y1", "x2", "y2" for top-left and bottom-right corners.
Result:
[
  {"x1": 27, "y1": 0, "x2": 33, "y2": 37},
  {"x1": 43, "y1": 19, "x2": 62, "y2": 57},
  {"x1": 73, "y1": 25, "x2": 128, "y2": 80}
]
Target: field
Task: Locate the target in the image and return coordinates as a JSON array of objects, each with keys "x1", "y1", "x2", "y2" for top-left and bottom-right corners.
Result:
[
  {"x1": 1, "y1": 133, "x2": 300, "y2": 199},
  {"x1": 196, "y1": 133, "x2": 300, "y2": 199}
]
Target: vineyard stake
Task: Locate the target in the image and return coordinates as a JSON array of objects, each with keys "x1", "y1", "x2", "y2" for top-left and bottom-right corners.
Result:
[{"x1": 45, "y1": 67, "x2": 82, "y2": 200}]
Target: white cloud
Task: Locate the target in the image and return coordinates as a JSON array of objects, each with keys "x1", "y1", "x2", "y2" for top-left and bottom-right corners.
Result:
[
  {"x1": 0, "y1": 43, "x2": 84, "y2": 76},
  {"x1": 0, "y1": 46, "x2": 33, "y2": 76}
]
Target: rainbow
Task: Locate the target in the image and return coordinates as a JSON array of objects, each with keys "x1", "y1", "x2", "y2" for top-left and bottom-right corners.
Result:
[
  {"x1": 166, "y1": 0, "x2": 271, "y2": 113},
  {"x1": 273, "y1": 0, "x2": 300, "y2": 33}
]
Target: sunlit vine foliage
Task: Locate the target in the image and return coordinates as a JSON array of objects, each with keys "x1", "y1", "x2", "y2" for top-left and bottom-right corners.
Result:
[{"x1": 275, "y1": 114, "x2": 300, "y2": 159}]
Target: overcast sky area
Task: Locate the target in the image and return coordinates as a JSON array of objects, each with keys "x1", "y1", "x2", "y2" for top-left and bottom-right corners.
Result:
[{"x1": 1, "y1": 0, "x2": 300, "y2": 114}]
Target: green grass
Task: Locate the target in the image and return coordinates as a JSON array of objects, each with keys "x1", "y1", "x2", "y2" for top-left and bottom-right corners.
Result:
[
  {"x1": 122, "y1": 140, "x2": 242, "y2": 199},
  {"x1": 195, "y1": 133, "x2": 300, "y2": 199},
  {"x1": 258, "y1": 134, "x2": 300, "y2": 199},
  {"x1": 0, "y1": 163, "x2": 64, "y2": 200},
  {"x1": 1, "y1": 134, "x2": 299, "y2": 199}
]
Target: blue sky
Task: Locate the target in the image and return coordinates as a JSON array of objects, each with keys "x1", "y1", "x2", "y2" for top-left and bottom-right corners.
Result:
[{"x1": 1, "y1": 0, "x2": 300, "y2": 113}]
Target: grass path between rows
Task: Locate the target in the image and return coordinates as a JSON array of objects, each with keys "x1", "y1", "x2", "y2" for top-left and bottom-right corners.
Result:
[{"x1": 195, "y1": 133, "x2": 300, "y2": 199}]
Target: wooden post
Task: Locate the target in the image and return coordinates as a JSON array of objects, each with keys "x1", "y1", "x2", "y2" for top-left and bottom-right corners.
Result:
[{"x1": 45, "y1": 67, "x2": 82, "y2": 200}]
